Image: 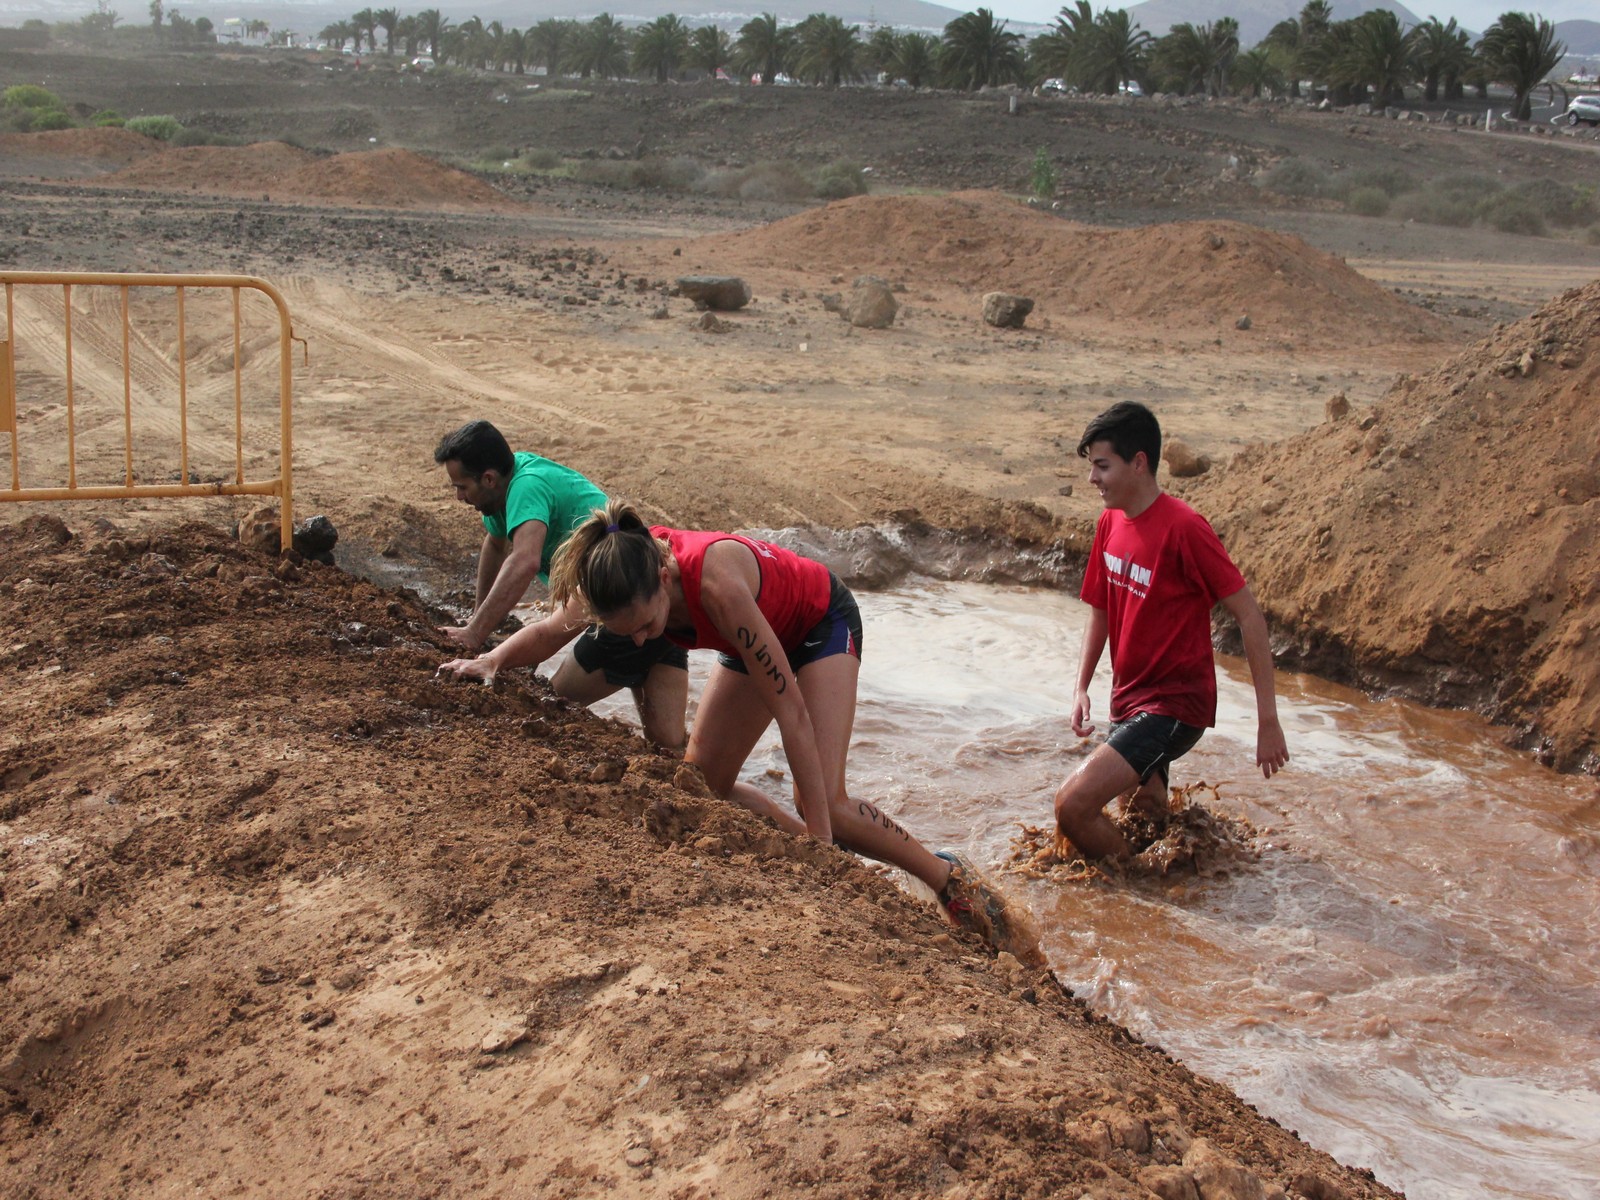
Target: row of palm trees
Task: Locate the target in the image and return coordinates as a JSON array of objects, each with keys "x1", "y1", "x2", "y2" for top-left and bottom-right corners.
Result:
[{"x1": 313, "y1": 4, "x2": 1568, "y2": 121}]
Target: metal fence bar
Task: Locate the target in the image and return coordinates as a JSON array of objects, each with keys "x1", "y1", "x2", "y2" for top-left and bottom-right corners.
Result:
[{"x1": 0, "y1": 271, "x2": 295, "y2": 548}]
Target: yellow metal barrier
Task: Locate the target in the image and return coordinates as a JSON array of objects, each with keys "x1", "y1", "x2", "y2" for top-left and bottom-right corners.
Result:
[{"x1": 0, "y1": 271, "x2": 294, "y2": 548}]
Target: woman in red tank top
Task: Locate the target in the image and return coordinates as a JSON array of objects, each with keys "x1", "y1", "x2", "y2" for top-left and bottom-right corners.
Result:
[{"x1": 541, "y1": 499, "x2": 1042, "y2": 963}]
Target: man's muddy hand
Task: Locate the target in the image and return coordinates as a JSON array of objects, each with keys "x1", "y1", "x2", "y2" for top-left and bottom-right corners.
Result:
[{"x1": 437, "y1": 625, "x2": 482, "y2": 651}]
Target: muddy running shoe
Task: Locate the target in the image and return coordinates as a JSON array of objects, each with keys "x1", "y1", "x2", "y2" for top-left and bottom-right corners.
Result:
[{"x1": 935, "y1": 850, "x2": 1047, "y2": 967}]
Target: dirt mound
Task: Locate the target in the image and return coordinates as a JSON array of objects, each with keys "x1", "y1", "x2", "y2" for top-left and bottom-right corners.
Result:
[
  {"x1": 1191, "y1": 279, "x2": 1600, "y2": 772},
  {"x1": 692, "y1": 190, "x2": 1446, "y2": 346},
  {"x1": 0, "y1": 512, "x2": 1400, "y2": 1200},
  {"x1": 96, "y1": 144, "x2": 514, "y2": 210},
  {"x1": 286, "y1": 147, "x2": 514, "y2": 210},
  {"x1": 99, "y1": 140, "x2": 318, "y2": 196},
  {"x1": 0, "y1": 126, "x2": 163, "y2": 164}
]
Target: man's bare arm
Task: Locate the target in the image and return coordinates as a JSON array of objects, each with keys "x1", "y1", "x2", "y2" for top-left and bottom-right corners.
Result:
[{"x1": 1221, "y1": 585, "x2": 1289, "y2": 778}]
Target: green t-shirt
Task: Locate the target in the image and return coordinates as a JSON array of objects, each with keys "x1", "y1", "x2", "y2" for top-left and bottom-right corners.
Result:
[{"x1": 482, "y1": 452, "x2": 607, "y2": 582}]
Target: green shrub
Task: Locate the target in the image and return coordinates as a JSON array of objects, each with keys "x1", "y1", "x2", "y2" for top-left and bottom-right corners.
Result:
[
  {"x1": 701, "y1": 161, "x2": 811, "y2": 202},
  {"x1": 90, "y1": 108, "x2": 122, "y2": 126},
  {"x1": 1343, "y1": 166, "x2": 1416, "y2": 197},
  {"x1": 1509, "y1": 179, "x2": 1597, "y2": 228},
  {"x1": 1391, "y1": 190, "x2": 1477, "y2": 227},
  {"x1": 29, "y1": 108, "x2": 73, "y2": 131},
  {"x1": 2, "y1": 83, "x2": 63, "y2": 111},
  {"x1": 1434, "y1": 172, "x2": 1502, "y2": 197},
  {"x1": 1476, "y1": 192, "x2": 1547, "y2": 236},
  {"x1": 521, "y1": 147, "x2": 563, "y2": 170},
  {"x1": 1260, "y1": 158, "x2": 1330, "y2": 199},
  {"x1": 1029, "y1": 147, "x2": 1057, "y2": 200},
  {"x1": 170, "y1": 126, "x2": 215, "y2": 147},
  {"x1": 812, "y1": 159, "x2": 868, "y2": 200},
  {"x1": 125, "y1": 114, "x2": 183, "y2": 142},
  {"x1": 1345, "y1": 186, "x2": 1390, "y2": 216}
]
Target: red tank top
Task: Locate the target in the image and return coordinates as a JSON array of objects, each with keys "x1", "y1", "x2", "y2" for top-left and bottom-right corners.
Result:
[{"x1": 653, "y1": 527, "x2": 832, "y2": 654}]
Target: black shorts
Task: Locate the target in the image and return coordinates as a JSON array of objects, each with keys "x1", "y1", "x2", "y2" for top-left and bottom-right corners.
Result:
[
  {"x1": 569, "y1": 625, "x2": 689, "y2": 688},
  {"x1": 1106, "y1": 712, "x2": 1205, "y2": 786},
  {"x1": 716, "y1": 573, "x2": 863, "y2": 674}
]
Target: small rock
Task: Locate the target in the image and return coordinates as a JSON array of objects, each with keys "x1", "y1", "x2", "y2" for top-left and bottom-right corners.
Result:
[
  {"x1": 1235, "y1": 314, "x2": 1252, "y2": 331},
  {"x1": 1164, "y1": 437, "x2": 1211, "y2": 478},
  {"x1": 695, "y1": 311, "x2": 727, "y2": 333},
  {"x1": 480, "y1": 1024, "x2": 530, "y2": 1054},
  {"x1": 1518, "y1": 350, "x2": 1536, "y2": 377},
  {"x1": 981, "y1": 292, "x2": 1034, "y2": 329},
  {"x1": 623, "y1": 1145, "x2": 654, "y2": 1168},
  {"x1": 676, "y1": 275, "x2": 751, "y2": 311},
  {"x1": 844, "y1": 276, "x2": 897, "y2": 329},
  {"x1": 1325, "y1": 392, "x2": 1350, "y2": 421},
  {"x1": 237, "y1": 505, "x2": 282, "y2": 554},
  {"x1": 292, "y1": 514, "x2": 338, "y2": 557},
  {"x1": 588, "y1": 760, "x2": 625, "y2": 784}
]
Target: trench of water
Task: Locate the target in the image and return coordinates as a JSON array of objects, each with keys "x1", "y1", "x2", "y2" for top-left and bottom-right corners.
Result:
[{"x1": 541, "y1": 538, "x2": 1600, "y2": 1200}]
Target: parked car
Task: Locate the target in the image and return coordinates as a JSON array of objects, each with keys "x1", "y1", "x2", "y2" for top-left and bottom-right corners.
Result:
[
  {"x1": 1118, "y1": 80, "x2": 1144, "y2": 97},
  {"x1": 410, "y1": 55, "x2": 436, "y2": 73},
  {"x1": 1553, "y1": 94, "x2": 1600, "y2": 126},
  {"x1": 1040, "y1": 78, "x2": 1071, "y2": 95}
]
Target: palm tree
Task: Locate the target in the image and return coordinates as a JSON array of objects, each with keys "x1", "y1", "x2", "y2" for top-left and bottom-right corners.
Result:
[
  {"x1": 1028, "y1": 0, "x2": 1093, "y2": 89},
  {"x1": 632, "y1": 14, "x2": 690, "y2": 83},
  {"x1": 1409, "y1": 17, "x2": 1472, "y2": 102},
  {"x1": 1153, "y1": 21, "x2": 1234, "y2": 97},
  {"x1": 570, "y1": 14, "x2": 630, "y2": 80},
  {"x1": 413, "y1": 8, "x2": 446, "y2": 61},
  {"x1": 374, "y1": 7, "x2": 398, "y2": 54},
  {"x1": 505, "y1": 27, "x2": 527, "y2": 74},
  {"x1": 529, "y1": 18, "x2": 572, "y2": 78},
  {"x1": 1478, "y1": 12, "x2": 1565, "y2": 121},
  {"x1": 795, "y1": 14, "x2": 861, "y2": 87},
  {"x1": 351, "y1": 8, "x2": 376, "y2": 53},
  {"x1": 736, "y1": 13, "x2": 790, "y2": 85},
  {"x1": 1343, "y1": 9, "x2": 1411, "y2": 109},
  {"x1": 320, "y1": 20, "x2": 355, "y2": 52},
  {"x1": 1084, "y1": 9, "x2": 1153, "y2": 94},
  {"x1": 864, "y1": 26, "x2": 899, "y2": 78},
  {"x1": 941, "y1": 8, "x2": 1024, "y2": 91},
  {"x1": 1231, "y1": 46, "x2": 1285, "y2": 98},
  {"x1": 893, "y1": 32, "x2": 938, "y2": 88},
  {"x1": 688, "y1": 25, "x2": 731, "y2": 76}
]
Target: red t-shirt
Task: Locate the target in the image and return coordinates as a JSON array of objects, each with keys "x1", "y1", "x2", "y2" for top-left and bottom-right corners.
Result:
[
  {"x1": 1079, "y1": 493, "x2": 1246, "y2": 728},
  {"x1": 654, "y1": 527, "x2": 832, "y2": 655}
]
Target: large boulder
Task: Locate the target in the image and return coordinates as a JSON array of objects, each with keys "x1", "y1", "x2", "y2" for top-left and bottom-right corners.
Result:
[
  {"x1": 844, "y1": 276, "x2": 897, "y2": 329},
  {"x1": 982, "y1": 292, "x2": 1034, "y2": 329},
  {"x1": 676, "y1": 275, "x2": 751, "y2": 311}
]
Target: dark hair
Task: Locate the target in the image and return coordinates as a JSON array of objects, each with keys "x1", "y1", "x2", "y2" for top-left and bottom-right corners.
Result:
[
  {"x1": 549, "y1": 498, "x2": 670, "y2": 617},
  {"x1": 1077, "y1": 401, "x2": 1161, "y2": 475},
  {"x1": 433, "y1": 420, "x2": 514, "y2": 479}
]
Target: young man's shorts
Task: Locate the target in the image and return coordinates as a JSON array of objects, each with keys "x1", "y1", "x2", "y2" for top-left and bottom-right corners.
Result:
[
  {"x1": 716, "y1": 573, "x2": 863, "y2": 675},
  {"x1": 1106, "y1": 711, "x2": 1205, "y2": 786},
  {"x1": 570, "y1": 626, "x2": 689, "y2": 687}
]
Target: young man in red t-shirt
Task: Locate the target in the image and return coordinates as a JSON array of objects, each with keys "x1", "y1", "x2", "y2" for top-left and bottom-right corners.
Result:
[{"x1": 1054, "y1": 402, "x2": 1289, "y2": 860}]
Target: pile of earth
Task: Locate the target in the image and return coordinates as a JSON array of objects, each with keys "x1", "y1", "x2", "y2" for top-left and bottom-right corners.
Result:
[
  {"x1": 0, "y1": 513, "x2": 1399, "y2": 1199},
  {"x1": 93, "y1": 142, "x2": 515, "y2": 210},
  {"x1": 1189, "y1": 278, "x2": 1600, "y2": 773},
  {"x1": 0, "y1": 126, "x2": 163, "y2": 176},
  {"x1": 676, "y1": 190, "x2": 1448, "y2": 347}
]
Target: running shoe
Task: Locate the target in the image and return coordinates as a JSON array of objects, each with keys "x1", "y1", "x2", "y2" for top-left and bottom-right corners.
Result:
[{"x1": 935, "y1": 849, "x2": 1047, "y2": 967}]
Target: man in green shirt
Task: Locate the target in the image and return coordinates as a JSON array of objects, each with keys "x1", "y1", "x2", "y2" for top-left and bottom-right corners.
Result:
[{"x1": 432, "y1": 420, "x2": 688, "y2": 747}]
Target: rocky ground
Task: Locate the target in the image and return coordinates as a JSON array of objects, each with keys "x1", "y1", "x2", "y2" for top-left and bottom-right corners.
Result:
[{"x1": 4, "y1": 41, "x2": 1600, "y2": 1199}]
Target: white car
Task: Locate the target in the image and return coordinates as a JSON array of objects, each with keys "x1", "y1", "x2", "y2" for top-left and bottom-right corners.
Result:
[{"x1": 1553, "y1": 94, "x2": 1600, "y2": 126}]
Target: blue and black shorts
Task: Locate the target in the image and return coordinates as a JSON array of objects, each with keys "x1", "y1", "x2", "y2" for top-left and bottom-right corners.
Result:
[{"x1": 716, "y1": 573, "x2": 863, "y2": 675}]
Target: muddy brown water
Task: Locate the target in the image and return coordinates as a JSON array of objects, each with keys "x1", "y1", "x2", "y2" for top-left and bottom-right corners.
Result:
[{"x1": 574, "y1": 577, "x2": 1600, "y2": 1200}]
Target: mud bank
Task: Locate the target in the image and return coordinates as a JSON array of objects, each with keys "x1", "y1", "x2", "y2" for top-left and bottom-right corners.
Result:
[{"x1": 0, "y1": 514, "x2": 1399, "y2": 1199}]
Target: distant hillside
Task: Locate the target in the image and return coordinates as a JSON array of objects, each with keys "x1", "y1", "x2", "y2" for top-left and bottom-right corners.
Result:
[
  {"x1": 1123, "y1": 0, "x2": 1423, "y2": 47},
  {"x1": 1557, "y1": 19, "x2": 1600, "y2": 57}
]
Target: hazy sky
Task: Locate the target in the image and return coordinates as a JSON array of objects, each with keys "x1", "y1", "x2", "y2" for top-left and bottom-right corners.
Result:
[{"x1": 985, "y1": 1, "x2": 1595, "y2": 33}]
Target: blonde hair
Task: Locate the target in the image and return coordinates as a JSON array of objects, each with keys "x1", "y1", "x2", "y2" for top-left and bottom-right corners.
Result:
[{"x1": 549, "y1": 497, "x2": 668, "y2": 617}]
